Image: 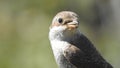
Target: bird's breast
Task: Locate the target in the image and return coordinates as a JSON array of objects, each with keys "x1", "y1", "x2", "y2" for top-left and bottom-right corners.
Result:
[
  {"x1": 50, "y1": 40, "x2": 69, "y2": 61},
  {"x1": 50, "y1": 40, "x2": 76, "y2": 68}
]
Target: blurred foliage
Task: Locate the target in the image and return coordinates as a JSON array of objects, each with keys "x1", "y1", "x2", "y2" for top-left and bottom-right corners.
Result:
[{"x1": 0, "y1": 0, "x2": 120, "y2": 68}]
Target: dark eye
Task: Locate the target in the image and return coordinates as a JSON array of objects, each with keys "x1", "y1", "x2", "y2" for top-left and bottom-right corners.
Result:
[{"x1": 58, "y1": 18, "x2": 63, "y2": 23}]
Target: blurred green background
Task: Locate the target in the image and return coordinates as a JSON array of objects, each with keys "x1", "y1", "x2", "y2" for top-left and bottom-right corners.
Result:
[{"x1": 0, "y1": 0, "x2": 120, "y2": 68}]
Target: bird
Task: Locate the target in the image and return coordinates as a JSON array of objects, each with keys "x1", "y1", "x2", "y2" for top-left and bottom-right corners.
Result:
[{"x1": 49, "y1": 11, "x2": 113, "y2": 68}]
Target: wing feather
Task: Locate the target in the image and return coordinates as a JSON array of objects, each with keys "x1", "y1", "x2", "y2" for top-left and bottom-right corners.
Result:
[{"x1": 63, "y1": 34, "x2": 113, "y2": 68}]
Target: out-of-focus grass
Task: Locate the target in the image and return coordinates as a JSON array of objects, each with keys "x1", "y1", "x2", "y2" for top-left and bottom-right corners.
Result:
[{"x1": 0, "y1": 7, "x2": 57, "y2": 68}]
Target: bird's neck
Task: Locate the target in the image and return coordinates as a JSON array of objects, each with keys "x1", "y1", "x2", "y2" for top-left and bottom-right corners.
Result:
[{"x1": 49, "y1": 28, "x2": 80, "y2": 42}]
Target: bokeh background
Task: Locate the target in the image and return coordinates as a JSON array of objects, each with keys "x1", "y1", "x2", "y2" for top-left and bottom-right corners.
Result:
[{"x1": 0, "y1": 0, "x2": 120, "y2": 68}]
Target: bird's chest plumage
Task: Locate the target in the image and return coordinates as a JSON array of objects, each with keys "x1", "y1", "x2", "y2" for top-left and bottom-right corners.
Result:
[{"x1": 50, "y1": 40, "x2": 76, "y2": 68}]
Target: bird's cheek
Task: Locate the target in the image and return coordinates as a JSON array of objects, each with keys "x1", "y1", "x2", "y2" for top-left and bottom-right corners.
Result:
[{"x1": 50, "y1": 22, "x2": 61, "y2": 28}]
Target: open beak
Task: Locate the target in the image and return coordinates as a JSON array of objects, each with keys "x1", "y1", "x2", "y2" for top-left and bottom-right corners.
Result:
[{"x1": 67, "y1": 21, "x2": 79, "y2": 30}]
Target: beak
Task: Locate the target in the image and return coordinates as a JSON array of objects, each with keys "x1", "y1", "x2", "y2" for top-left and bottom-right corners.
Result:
[{"x1": 67, "y1": 21, "x2": 79, "y2": 30}]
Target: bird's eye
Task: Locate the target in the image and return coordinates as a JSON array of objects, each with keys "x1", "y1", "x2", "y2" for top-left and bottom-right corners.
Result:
[{"x1": 58, "y1": 18, "x2": 63, "y2": 23}]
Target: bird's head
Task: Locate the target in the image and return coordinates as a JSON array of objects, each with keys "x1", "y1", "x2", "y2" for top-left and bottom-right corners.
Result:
[
  {"x1": 50, "y1": 11, "x2": 79, "y2": 31},
  {"x1": 49, "y1": 11, "x2": 80, "y2": 40}
]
